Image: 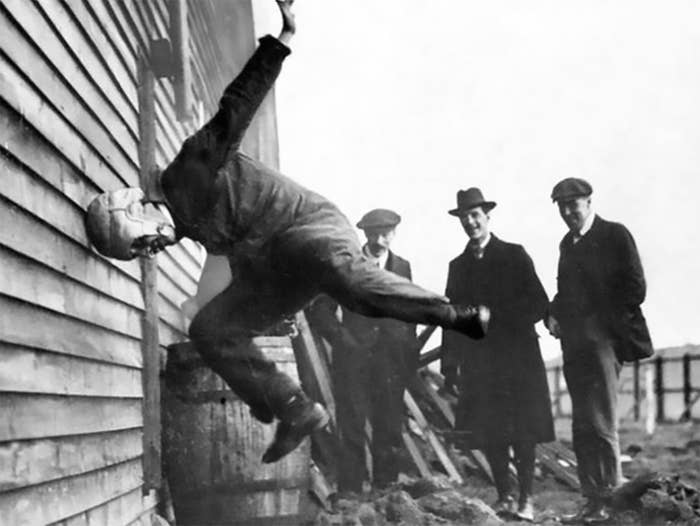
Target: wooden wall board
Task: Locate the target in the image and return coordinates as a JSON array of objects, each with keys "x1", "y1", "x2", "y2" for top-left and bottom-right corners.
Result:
[
  {"x1": 0, "y1": 428, "x2": 142, "y2": 492},
  {"x1": 0, "y1": 294, "x2": 142, "y2": 368},
  {"x1": 0, "y1": 342, "x2": 142, "y2": 398},
  {"x1": 0, "y1": 393, "x2": 143, "y2": 442},
  {"x1": 0, "y1": 458, "x2": 143, "y2": 526},
  {"x1": 0, "y1": 247, "x2": 143, "y2": 339}
]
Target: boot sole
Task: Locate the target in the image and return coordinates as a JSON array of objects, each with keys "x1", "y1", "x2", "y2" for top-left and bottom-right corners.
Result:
[{"x1": 261, "y1": 404, "x2": 329, "y2": 463}]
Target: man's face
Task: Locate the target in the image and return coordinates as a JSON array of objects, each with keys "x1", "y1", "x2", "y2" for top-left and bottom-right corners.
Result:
[
  {"x1": 459, "y1": 206, "x2": 490, "y2": 242},
  {"x1": 364, "y1": 226, "x2": 396, "y2": 257},
  {"x1": 557, "y1": 196, "x2": 592, "y2": 233}
]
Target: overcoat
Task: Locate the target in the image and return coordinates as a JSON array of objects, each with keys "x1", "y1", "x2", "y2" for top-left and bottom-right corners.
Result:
[
  {"x1": 550, "y1": 215, "x2": 653, "y2": 363},
  {"x1": 442, "y1": 235, "x2": 554, "y2": 448}
]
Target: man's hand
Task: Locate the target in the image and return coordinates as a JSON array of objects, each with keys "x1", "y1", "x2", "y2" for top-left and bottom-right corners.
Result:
[
  {"x1": 276, "y1": 0, "x2": 296, "y2": 45},
  {"x1": 546, "y1": 314, "x2": 561, "y2": 339},
  {"x1": 441, "y1": 366, "x2": 460, "y2": 397}
]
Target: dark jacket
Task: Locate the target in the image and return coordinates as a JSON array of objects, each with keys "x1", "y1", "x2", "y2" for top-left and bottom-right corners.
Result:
[
  {"x1": 442, "y1": 235, "x2": 554, "y2": 448},
  {"x1": 550, "y1": 215, "x2": 653, "y2": 362},
  {"x1": 309, "y1": 251, "x2": 418, "y2": 357},
  {"x1": 341, "y1": 252, "x2": 417, "y2": 351},
  {"x1": 160, "y1": 36, "x2": 347, "y2": 263}
]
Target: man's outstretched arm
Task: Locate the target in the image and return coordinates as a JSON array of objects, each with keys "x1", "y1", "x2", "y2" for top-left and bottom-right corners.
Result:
[
  {"x1": 146, "y1": 0, "x2": 296, "y2": 201},
  {"x1": 206, "y1": 0, "x2": 296, "y2": 156}
]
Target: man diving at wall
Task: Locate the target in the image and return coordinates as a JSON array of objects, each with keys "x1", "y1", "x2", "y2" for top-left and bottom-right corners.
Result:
[{"x1": 85, "y1": 0, "x2": 489, "y2": 463}]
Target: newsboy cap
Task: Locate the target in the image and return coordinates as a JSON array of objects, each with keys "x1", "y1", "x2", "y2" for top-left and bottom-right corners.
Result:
[
  {"x1": 356, "y1": 208, "x2": 401, "y2": 229},
  {"x1": 448, "y1": 187, "x2": 496, "y2": 216},
  {"x1": 551, "y1": 177, "x2": 593, "y2": 202}
]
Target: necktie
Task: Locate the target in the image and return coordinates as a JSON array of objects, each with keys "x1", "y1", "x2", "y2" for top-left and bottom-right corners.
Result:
[{"x1": 469, "y1": 243, "x2": 484, "y2": 260}]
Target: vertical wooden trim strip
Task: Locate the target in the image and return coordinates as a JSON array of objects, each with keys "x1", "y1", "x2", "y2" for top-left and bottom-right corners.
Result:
[{"x1": 137, "y1": 54, "x2": 162, "y2": 492}]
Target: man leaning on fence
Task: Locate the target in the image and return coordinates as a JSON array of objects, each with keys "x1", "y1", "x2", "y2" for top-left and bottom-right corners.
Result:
[{"x1": 546, "y1": 178, "x2": 653, "y2": 524}]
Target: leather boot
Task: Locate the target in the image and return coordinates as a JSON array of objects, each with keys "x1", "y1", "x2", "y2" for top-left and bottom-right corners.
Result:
[
  {"x1": 262, "y1": 394, "x2": 329, "y2": 463},
  {"x1": 451, "y1": 304, "x2": 490, "y2": 339}
]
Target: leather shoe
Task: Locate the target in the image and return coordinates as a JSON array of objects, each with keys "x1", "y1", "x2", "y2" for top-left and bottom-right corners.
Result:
[
  {"x1": 515, "y1": 497, "x2": 535, "y2": 522},
  {"x1": 492, "y1": 495, "x2": 516, "y2": 517},
  {"x1": 261, "y1": 401, "x2": 329, "y2": 463},
  {"x1": 561, "y1": 500, "x2": 610, "y2": 525},
  {"x1": 451, "y1": 304, "x2": 490, "y2": 339},
  {"x1": 582, "y1": 506, "x2": 611, "y2": 524}
]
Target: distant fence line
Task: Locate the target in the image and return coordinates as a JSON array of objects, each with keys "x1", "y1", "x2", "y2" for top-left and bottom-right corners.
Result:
[{"x1": 547, "y1": 353, "x2": 700, "y2": 423}]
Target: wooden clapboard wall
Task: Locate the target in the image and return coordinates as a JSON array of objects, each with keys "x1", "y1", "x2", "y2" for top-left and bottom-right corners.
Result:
[{"x1": 0, "y1": 1, "x2": 281, "y2": 524}]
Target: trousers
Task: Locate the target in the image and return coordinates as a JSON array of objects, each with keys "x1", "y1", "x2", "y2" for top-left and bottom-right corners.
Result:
[
  {"x1": 333, "y1": 339, "x2": 412, "y2": 492},
  {"x1": 188, "y1": 217, "x2": 453, "y2": 422},
  {"x1": 561, "y1": 314, "x2": 622, "y2": 500}
]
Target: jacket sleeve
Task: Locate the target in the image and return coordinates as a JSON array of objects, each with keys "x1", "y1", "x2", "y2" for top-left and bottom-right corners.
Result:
[
  {"x1": 498, "y1": 246, "x2": 549, "y2": 327},
  {"x1": 164, "y1": 36, "x2": 291, "y2": 188},
  {"x1": 610, "y1": 224, "x2": 646, "y2": 308},
  {"x1": 441, "y1": 261, "x2": 462, "y2": 373},
  {"x1": 549, "y1": 240, "x2": 566, "y2": 321}
]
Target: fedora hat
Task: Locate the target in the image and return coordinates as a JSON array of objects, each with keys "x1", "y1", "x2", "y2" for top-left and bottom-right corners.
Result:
[{"x1": 448, "y1": 188, "x2": 496, "y2": 216}]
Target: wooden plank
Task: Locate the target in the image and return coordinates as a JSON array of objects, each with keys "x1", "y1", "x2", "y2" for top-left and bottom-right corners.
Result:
[
  {"x1": 0, "y1": 99, "x2": 98, "y2": 208},
  {"x1": 0, "y1": 294, "x2": 142, "y2": 368},
  {"x1": 61, "y1": 0, "x2": 140, "y2": 112},
  {"x1": 106, "y1": 0, "x2": 193, "y2": 153},
  {"x1": 536, "y1": 443, "x2": 580, "y2": 490},
  {"x1": 0, "y1": 3, "x2": 138, "y2": 184},
  {"x1": 0, "y1": 458, "x2": 143, "y2": 526},
  {"x1": 403, "y1": 390, "x2": 463, "y2": 483},
  {"x1": 0, "y1": 342, "x2": 141, "y2": 398},
  {"x1": 56, "y1": 488, "x2": 158, "y2": 526},
  {"x1": 401, "y1": 427, "x2": 432, "y2": 479},
  {"x1": 0, "y1": 194, "x2": 185, "y2": 334},
  {"x1": 35, "y1": 0, "x2": 140, "y2": 142},
  {"x1": 0, "y1": 428, "x2": 142, "y2": 492},
  {"x1": 0, "y1": 196, "x2": 143, "y2": 310},
  {"x1": 0, "y1": 393, "x2": 143, "y2": 441},
  {"x1": 138, "y1": 56, "x2": 162, "y2": 492},
  {"x1": 0, "y1": 161, "x2": 189, "y2": 330},
  {"x1": 292, "y1": 311, "x2": 336, "y2": 427},
  {"x1": 0, "y1": 246, "x2": 143, "y2": 339}
]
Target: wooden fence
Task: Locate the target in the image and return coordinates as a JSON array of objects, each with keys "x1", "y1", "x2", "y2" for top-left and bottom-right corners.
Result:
[{"x1": 548, "y1": 353, "x2": 700, "y2": 423}]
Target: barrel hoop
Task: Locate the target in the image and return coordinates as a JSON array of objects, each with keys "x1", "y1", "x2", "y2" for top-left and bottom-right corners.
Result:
[
  {"x1": 170, "y1": 389, "x2": 242, "y2": 404},
  {"x1": 176, "y1": 476, "x2": 311, "y2": 498},
  {"x1": 187, "y1": 514, "x2": 304, "y2": 526}
]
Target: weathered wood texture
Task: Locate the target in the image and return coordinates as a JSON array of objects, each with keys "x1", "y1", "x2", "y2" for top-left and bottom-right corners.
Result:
[
  {"x1": 0, "y1": 0, "x2": 280, "y2": 523},
  {"x1": 162, "y1": 338, "x2": 311, "y2": 525}
]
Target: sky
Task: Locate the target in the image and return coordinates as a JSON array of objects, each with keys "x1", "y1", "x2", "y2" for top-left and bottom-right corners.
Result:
[{"x1": 255, "y1": 1, "x2": 700, "y2": 359}]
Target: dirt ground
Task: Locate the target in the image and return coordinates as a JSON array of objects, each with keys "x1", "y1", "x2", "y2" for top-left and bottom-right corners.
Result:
[{"x1": 315, "y1": 420, "x2": 700, "y2": 525}]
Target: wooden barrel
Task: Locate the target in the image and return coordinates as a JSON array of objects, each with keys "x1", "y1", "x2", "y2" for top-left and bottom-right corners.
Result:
[{"x1": 162, "y1": 337, "x2": 311, "y2": 526}]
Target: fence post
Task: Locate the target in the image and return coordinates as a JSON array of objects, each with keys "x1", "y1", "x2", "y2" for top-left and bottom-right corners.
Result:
[
  {"x1": 633, "y1": 360, "x2": 641, "y2": 421},
  {"x1": 682, "y1": 353, "x2": 691, "y2": 421},
  {"x1": 553, "y1": 366, "x2": 563, "y2": 418},
  {"x1": 645, "y1": 363, "x2": 656, "y2": 435},
  {"x1": 655, "y1": 356, "x2": 664, "y2": 423}
]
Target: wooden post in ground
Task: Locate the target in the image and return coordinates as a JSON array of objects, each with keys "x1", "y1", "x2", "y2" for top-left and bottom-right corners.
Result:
[
  {"x1": 655, "y1": 356, "x2": 665, "y2": 423},
  {"x1": 137, "y1": 54, "x2": 161, "y2": 492},
  {"x1": 645, "y1": 363, "x2": 656, "y2": 435},
  {"x1": 633, "y1": 360, "x2": 641, "y2": 421},
  {"x1": 682, "y1": 353, "x2": 692, "y2": 421},
  {"x1": 553, "y1": 366, "x2": 563, "y2": 418}
]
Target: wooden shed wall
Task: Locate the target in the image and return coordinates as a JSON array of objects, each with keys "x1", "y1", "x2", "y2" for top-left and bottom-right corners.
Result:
[{"x1": 0, "y1": 1, "x2": 279, "y2": 524}]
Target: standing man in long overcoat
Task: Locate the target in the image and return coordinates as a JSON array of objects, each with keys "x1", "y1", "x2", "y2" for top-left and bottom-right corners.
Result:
[
  {"x1": 441, "y1": 188, "x2": 554, "y2": 521},
  {"x1": 547, "y1": 178, "x2": 653, "y2": 524}
]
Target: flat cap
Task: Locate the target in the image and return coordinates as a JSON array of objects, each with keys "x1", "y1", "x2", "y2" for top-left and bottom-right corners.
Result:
[
  {"x1": 356, "y1": 208, "x2": 401, "y2": 229},
  {"x1": 551, "y1": 177, "x2": 593, "y2": 202}
]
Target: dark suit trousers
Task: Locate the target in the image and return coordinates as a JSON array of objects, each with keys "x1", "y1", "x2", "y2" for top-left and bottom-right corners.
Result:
[
  {"x1": 333, "y1": 343, "x2": 409, "y2": 492},
  {"x1": 562, "y1": 315, "x2": 622, "y2": 500}
]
